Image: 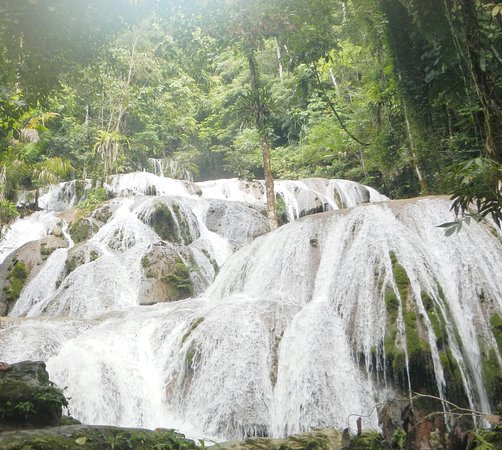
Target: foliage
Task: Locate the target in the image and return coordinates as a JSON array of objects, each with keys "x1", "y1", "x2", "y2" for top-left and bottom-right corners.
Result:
[
  {"x1": 76, "y1": 188, "x2": 108, "y2": 214},
  {"x1": 4, "y1": 261, "x2": 28, "y2": 301},
  {"x1": 0, "y1": 199, "x2": 18, "y2": 226},
  {"x1": 0, "y1": 0, "x2": 500, "y2": 222},
  {"x1": 442, "y1": 157, "x2": 502, "y2": 231}
]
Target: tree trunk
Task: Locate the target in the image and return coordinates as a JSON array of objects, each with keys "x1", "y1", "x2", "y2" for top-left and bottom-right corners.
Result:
[
  {"x1": 261, "y1": 139, "x2": 278, "y2": 230},
  {"x1": 274, "y1": 37, "x2": 284, "y2": 82},
  {"x1": 247, "y1": 50, "x2": 278, "y2": 230},
  {"x1": 402, "y1": 96, "x2": 428, "y2": 194}
]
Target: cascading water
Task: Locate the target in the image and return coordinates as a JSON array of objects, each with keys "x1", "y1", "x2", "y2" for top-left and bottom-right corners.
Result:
[{"x1": 1, "y1": 172, "x2": 501, "y2": 442}]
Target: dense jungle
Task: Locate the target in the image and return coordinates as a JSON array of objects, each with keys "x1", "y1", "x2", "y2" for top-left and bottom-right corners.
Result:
[{"x1": 1, "y1": 1, "x2": 502, "y2": 450}]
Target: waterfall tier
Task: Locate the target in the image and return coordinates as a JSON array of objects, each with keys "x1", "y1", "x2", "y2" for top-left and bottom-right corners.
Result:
[{"x1": 1, "y1": 174, "x2": 501, "y2": 441}]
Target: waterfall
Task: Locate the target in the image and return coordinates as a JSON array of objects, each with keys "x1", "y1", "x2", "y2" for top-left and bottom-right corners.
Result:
[{"x1": 1, "y1": 173, "x2": 501, "y2": 442}]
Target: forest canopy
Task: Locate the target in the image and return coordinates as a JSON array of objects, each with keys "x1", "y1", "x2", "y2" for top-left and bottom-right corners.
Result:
[{"x1": 0, "y1": 0, "x2": 501, "y2": 226}]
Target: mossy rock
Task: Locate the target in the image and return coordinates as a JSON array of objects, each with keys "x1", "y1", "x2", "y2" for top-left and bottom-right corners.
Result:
[
  {"x1": 64, "y1": 244, "x2": 102, "y2": 277},
  {"x1": 140, "y1": 244, "x2": 195, "y2": 304},
  {"x1": 383, "y1": 253, "x2": 438, "y2": 397},
  {"x1": 69, "y1": 217, "x2": 99, "y2": 244},
  {"x1": 0, "y1": 425, "x2": 200, "y2": 450},
  {"x1": 91, "y1": 203, "x2": 116, "y2": 224},
  {"x1": 0, "y1": 361, "x2": 67, "y2": 430},
  {"x1": 490, "y1": 313, "x2": 502, "y2": 351},
  {"x1": 3, "y1": 261, "x2": 28, "y2": 301},
  {"x1": 349, "y1": 431, "x2": 387, "y2": 450},
  {"x1": 141, "y1": 200, "x2": 197, "y2": 245},
  {"x1": 216, "y1": 428, "x2": 342, "y2": 450},
  {"x1": 482, "y1": 348, "x2": 502, "y2": 412}
]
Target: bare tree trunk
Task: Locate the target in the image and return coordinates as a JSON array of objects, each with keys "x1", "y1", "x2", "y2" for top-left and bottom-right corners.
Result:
[
  {"x1": 402, "y1": 97, "x2": 428, "y2": 194},
  {"x1": 261, "y1": 139, "x2": 278, "y2": 230},
  {"x1": 274, "y1": 37, "x2": 284, "y2": 82},
  {"x1": 329, "y1": 68, "x2": 341, "y2": 98},
  {"x1": 247, "y1": 50, "x2": 278, "y2": 230}
]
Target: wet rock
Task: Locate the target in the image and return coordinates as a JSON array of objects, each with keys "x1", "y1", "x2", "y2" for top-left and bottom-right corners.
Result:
[
  {"x1": 216, "y1": 428, "x2": 342, "y2": 449},
  {"x1": 64, "y1": 242, "x2": 103, "y2": 277},
  {"x1": 0, "y1": 424, "x2": 198, "y2": 449},
  {"x1": 203, "y1": 200, "x2": 269, "y2": 250},
  {"x1": 139, "y1": 198, "x2": 199, "y2": 245},
  {"x1": 0, "y1": 235, "x2": 68, "y2": 315},
  {"x1": 0, "y1": 361, "x2": 67, "y2": 430},
  {"x1": 139, "y1": 243, "x2": 195, "y2": 304},
  {"x1": 68, "y1": 217, "x2": 100, "y2": 244}
]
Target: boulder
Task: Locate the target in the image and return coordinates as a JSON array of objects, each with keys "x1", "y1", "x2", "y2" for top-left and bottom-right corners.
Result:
[
  {"x1": 139, "y1": 242, "x2": 195, "y2": 304},
  {"x1": 0, "y1": 361, "x2": 67, "y2": 430},
  {"x1": 0, "y1": 233, "x2": 68, "y2": 315}
]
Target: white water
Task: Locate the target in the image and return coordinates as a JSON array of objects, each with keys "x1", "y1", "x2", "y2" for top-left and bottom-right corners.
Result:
[
  {"x1": 1, "y1": 174, "x2": 501, "y2": 441},
  {"x1": 0, "y1": 212, "x2": 62, "y2": 264}
]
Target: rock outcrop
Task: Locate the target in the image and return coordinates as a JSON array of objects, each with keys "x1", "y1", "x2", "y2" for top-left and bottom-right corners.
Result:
[{"x1": 0, "y1": 361, "x2": 67, "y2": 430}]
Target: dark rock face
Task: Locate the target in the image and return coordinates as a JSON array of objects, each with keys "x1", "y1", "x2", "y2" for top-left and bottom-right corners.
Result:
[{"x1": 0, "y1": 361, "x2": 67, "y2": 430}]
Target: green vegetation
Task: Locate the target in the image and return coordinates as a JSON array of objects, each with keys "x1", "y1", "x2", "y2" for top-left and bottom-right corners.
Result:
[
  {"x1": 0, "y1": 428, "x2": 201, "y2": 450},
  {"x1": 142, "y1": 202, "x2": 193, "y2": 245},
  {"x1": 0, "y1": 374, "x2": 67, "y2": 428},
  {"x1": 4, "y1": 261, "x2": 28, "y2": 301},
  {"x1": 349, "y1": 431, "x2": 387, "y2": 450},
  {"x1": 0, "y1": 199, "x2": 19, "y2": 228},
  {"x1": 75, "y1": 188, "x2": 108, "y2": 215},
  {"x1": 275, "y1": 195, "x2": 289, "y2": 226},
  {"x1": 68, "y1": 218, "x2": 97, "y2": 244},
  {"x1": 0, "y1": 0, "x2": 500, "y2": 224},
  {"x1": 165, "y1": 262, "x2": 194, "y2": 298}
]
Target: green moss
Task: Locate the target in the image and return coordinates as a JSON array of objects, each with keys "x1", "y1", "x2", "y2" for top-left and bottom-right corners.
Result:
[
  {"x1": 350, "y1": 431, "x2": 386, "y2": 449},
  {"x1": 490, "y1": 313, "x2": 502, "y2": 351},
  {"x1": 422, "y1": 292, "x2": 446, "y2": 347},
  {"x1": 390, "y1": 252, "x2": 410, "y2": 302},
  {"x1": 146, "y1": 202, "x2": 193, "y2": 245},
  {"x1": 69, "y1": 219, "x2": 94, "y2": 244},
  {"x1": 181, "y1": 318, "x2": 204, "y2": 345},
  {"x1": 0, "y1": 427, "x2": 199, "y2": 450},
  {"x1": 275, "y1": 195, "x2": 289, "y2": 226},
  {"x1": 481, "y1": 348, "x2": 502, "y2": 407},
  {"x1": 164, "y1": 261, "x2": 194, "y2": 299},
  {"x1": 439, "y1": 349, "x2": 463, "y2": 386},
  {"x1": 201, "y1": 248, "x2": 218, "y2": 273},
  {"x1": 65, "y1": 255, "x2": 84, "y2": 275},
  {"x1": 383, "y1": 254, "x2": 438, "y2": 394},
  {"x1": 92, "y1": 205, "x2": 113, "y2": 224},
  {"x1": 75, "y1": 187, "x2": 108, "y2": 216},
  {"x1": 0, "y1": 379, "x2": 67, "y2": 427},
  {"x1": 4, "y1": 261, "x2": 28, "y2": 301},
  {"x1": 58, "y1": 415, "x2": 81, "y2": 426},
  {"x1": 151, "y1": 202, "x2": 177, "y2": 242},
  {"x1": 40, "y1": 245, "x2": 56, "y2": 257},
  {"x1": 403, "y1": 310, "x2": 430, "y2": 356}
]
